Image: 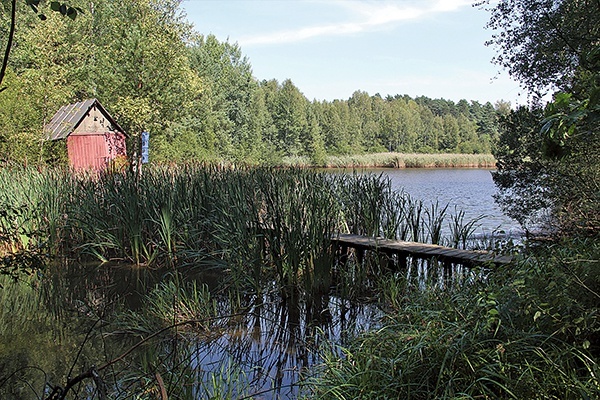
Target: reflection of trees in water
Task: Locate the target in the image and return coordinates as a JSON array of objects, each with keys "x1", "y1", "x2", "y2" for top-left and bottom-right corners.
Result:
[
  {"x1": 184, "y1": 294, "x2": 382, "y2": 398},
  {"x1": 2, "y1": 252, "x2": 481, "y2": 398}
]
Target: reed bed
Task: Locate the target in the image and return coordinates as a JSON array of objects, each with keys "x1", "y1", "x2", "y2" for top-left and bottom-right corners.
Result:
[
  {"x1": 3, "y1": 165, "x2": 595, "y2": 399},
  {"x1": 0, "y1": 164, "x2": 488, "y2": 300},
  {"x1": 282, "y1": 152, "x2": 497, "y2": 168}
]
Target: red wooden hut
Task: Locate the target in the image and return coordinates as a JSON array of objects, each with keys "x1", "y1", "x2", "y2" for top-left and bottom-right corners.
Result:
[{"x1": 45, "y1": 99, "x2": 127, "y2": 171}]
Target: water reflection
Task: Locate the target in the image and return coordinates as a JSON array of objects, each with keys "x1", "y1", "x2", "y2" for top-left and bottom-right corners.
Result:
[
  {"x1": 184, "y1": 294, "x2": 382, "y2": 398},
  {"x1": 1, "y1": 261, "x2": 385, "y2": 399}
]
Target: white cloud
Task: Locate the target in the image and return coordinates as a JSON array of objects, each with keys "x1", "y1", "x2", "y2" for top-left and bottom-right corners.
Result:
[{"x1": 239, "y1": 0, "x2": 472, "y2": 46}]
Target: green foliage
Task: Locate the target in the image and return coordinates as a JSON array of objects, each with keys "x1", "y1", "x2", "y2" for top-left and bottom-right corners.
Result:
[
  {"x1": 0, "y1": 0, "x2": 503, "y2": 165},
  {"x1": 481, "y1": 0, "x2": 600, "y2": 98},
  {"x1": 493, "y1": 74, "x2": 599, "y2": 234},
  {"x1": 488, "y1": 0, "x2": 600, "y2": 235},
  {"x1": 25, "y1": 1, "x2": 83, "y2": 21},
  {"x1": 310, "y1": 239, "x2": 600, "y2": 399},
  {"x1": 0, "y1": 202, "x2": 47, "y2": 285}
]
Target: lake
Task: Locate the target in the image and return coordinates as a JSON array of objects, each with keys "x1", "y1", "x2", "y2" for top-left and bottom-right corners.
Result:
[{"x1": 355, "y1": 168, "x2": 521, "y2": 238}]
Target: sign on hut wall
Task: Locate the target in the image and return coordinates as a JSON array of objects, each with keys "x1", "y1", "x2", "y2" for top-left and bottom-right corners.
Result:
[{"x1": 45, "y1": 99, "x2": 127, "y2": 171}]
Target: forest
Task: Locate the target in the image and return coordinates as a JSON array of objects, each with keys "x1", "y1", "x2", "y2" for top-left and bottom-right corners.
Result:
[
  {"x1": 0, "y1": 0, "x2": 508, "y2": 166},
  {"x1": 0, "y1": 0, "x2": 598, "y2": 398}
]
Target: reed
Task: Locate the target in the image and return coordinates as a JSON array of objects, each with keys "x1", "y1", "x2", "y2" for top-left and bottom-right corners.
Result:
[
  {"x1": 116, "y1": 278, "x2": 218, "y2": 335},
  {"x1": 282, "y1": 152, "x2": 497, "y2": 169},
  {"x1": 447, "y1": 208, "x2": 485, "y2": 249},
  {"x1": 310, "y1": 284, "x2": 599, "y2": 399},
  {"x1": 307, "y1": 238, "x2": 600, "y2": 399},
  {"x1": 0, "y1": 164, "x2": 486, "y2": 301}
]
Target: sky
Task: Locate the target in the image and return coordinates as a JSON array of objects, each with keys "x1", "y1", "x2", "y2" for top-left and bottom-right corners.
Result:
[{"x1": 181, "y1": 0, "x2": 526, "y2": 106}]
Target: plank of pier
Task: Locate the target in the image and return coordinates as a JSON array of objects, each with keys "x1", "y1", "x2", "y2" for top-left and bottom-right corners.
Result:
[{"x1": 331, "y1": 234, "x2": 512, "y2": 266}]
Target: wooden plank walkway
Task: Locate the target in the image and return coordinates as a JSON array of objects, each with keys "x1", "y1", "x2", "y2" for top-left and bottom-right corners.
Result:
[{"x1": 331, "y1": 234, "x2": 513, "y2": 267}]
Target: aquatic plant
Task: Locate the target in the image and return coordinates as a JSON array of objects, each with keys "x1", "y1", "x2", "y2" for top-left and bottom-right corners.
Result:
[
  {"x1": 307, "y1": 238, "x2": 600, "y2": 399},
  {"x1": 0, "y1": 164, "x2": 490, "y2": 303}
]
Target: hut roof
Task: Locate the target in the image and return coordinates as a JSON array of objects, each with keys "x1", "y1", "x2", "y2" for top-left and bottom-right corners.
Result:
[{"x1": 45, "y1": 98, "x2": 125, "y2": 141}]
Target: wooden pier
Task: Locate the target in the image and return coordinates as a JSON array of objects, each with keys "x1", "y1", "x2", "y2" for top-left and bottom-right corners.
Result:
[{"x1": 331, "y1": 234, "x2": 513, "y2": 267}]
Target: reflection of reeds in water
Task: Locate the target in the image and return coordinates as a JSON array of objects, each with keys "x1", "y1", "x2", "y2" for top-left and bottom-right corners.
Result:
[{"x1": 0, "y1": 164, "x2": 496, "y2": 305}]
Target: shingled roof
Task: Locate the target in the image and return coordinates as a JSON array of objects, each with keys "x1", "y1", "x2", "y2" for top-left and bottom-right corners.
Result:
[{"x1": 45, "y1": 98, "x2": 125, "y2": 141}]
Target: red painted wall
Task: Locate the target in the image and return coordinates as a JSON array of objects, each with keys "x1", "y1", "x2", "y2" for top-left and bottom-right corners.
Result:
[{"x1": 67, "y1": 132, "x2": 126, "y2": 171}]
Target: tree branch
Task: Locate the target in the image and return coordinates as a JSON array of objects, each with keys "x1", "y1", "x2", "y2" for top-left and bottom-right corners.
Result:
[
  {"x1": 543, "y1": 10, "x2": 581, "y2": 59},
  {"x1": 0, "y1": 0, "x2": 17, "y2": 91}
]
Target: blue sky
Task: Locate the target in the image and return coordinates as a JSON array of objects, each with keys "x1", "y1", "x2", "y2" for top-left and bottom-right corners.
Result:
[{"x1": 181, "y1": 0, "x2": 525, "y2": 106}]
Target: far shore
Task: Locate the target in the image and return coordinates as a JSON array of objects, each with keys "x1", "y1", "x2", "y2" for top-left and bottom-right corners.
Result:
[{"x1": 281, "y1": 152, "x2": 497, "y2": 169}]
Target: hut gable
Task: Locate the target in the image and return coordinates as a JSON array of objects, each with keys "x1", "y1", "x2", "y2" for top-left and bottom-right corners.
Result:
[
  {"x1": 45, "y1": 99, "x2": 127, "y2": 171},
  {"x1": 72, "y1": 105, "x2": 114, "y2": 135},
  {"x1": 45, "y1": 98, "x2": 124, "y2": 140}
]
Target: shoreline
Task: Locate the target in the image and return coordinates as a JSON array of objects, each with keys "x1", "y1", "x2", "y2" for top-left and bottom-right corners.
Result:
[{"x1": 281, "y1": 152, "x2": 497, "y2": 169}]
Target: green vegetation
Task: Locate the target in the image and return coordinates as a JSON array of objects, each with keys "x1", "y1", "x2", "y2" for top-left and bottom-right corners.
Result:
[
  {"x1": 310, "y1": 239, "x2": 600, "y2": 399},
  {"x1": 308, "y1": 1, "x2": 600, "y2": 398},
  {"x1": 488, "y1": 0, "x2": 600, "y2": 236},
  {"x1": 0, "y1": 165, "x2": 495, "y2": 398},
  {"x1": 0, "y1": 165, "x2": 478, "y2": 291},
  {"x1": 283, "y1": 152, "x2": 496, "y2": 168},
  {"x1": 0, "y1": 164, "x2": 597, "y2": 398},
  {"x1": 0, "y1": 0, "x2": 504, "y2": 166},
  {"x1": 0, "y1": 0, "x2": 598, "y2": 399}
]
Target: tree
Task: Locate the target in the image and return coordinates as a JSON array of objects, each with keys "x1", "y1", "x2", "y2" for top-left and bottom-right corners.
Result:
[
  {"x1": 0, "y1": 2, "x2": 85, "y2": 163},
  {"x1": 486, "y1": 0, "x2": 600, "y2": 235},
  {"x1": 272, "y1": 79, "x2": 308, "y2": 156},
  {"x1": 187, "y1": 34, "x2": 258, "y2": 161},
  {"x1": 0, "y1": 0, "x2": 82, "y2": 92},
  {"x1": 481, "y1": 0, "x2": 600, "y2": 98}
]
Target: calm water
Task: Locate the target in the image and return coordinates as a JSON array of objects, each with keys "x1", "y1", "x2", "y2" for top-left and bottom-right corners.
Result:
[
  {"x1": 1, "y1": 168, "x2": 519, "y2": 400},
  {"x1": 361, "y1": 168, "x2": 521, "y2": 237}
]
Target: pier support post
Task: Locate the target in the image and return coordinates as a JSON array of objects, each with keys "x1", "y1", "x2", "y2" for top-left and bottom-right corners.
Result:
[{"x1": 340, "y1": 244, "x2": 349, "y2": 266}]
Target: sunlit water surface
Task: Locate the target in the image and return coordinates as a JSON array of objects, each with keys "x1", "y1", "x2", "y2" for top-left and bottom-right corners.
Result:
[{"x1": 356, "y1": 168, "x2": 521, "y2": 237}]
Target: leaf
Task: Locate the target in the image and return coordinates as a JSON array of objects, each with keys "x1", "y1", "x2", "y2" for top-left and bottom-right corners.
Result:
[
  {"x1": 533, "y1": 310, "x2": 542, "y2": 321},
  {"x1": 554, "y1": 92, "x2": 572, "y2": 108},
  {"x1": 66, "y1": 7, "x2": 77, "y2": 20},
  {"x1": 540, "y1": 117, "x2": 556, "y2": 136}
]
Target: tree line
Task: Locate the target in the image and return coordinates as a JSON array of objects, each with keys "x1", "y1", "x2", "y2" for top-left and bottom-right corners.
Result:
[{"x1": 0, "y1": 0, "x2": 509, "y2": 165}]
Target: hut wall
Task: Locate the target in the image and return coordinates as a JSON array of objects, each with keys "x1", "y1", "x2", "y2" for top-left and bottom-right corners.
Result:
[{"x1": 67, "y1": 132, "x2": 126, "y2": 171}]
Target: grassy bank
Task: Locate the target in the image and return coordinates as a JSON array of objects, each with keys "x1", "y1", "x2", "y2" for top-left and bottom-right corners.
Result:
[
  {"x1": 308, "y1": 237, "x2": 600, "y2": 399},
  {"x1": 281, "y1": 152, "x2": 497, "y2": 169}
]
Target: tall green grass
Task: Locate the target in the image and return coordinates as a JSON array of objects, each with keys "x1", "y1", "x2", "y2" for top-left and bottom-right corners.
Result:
[
  {"x1": 306, "y1": 237, "x2": 600, "y2": 399},
  {"x1": 0, "y1": 164, "x2": 488, "y2": 300}
]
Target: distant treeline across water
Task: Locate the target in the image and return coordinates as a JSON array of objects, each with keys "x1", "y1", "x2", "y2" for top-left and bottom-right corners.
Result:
[{"x1": 0, "y1": 0, "x2": 508, "y2": 166}]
